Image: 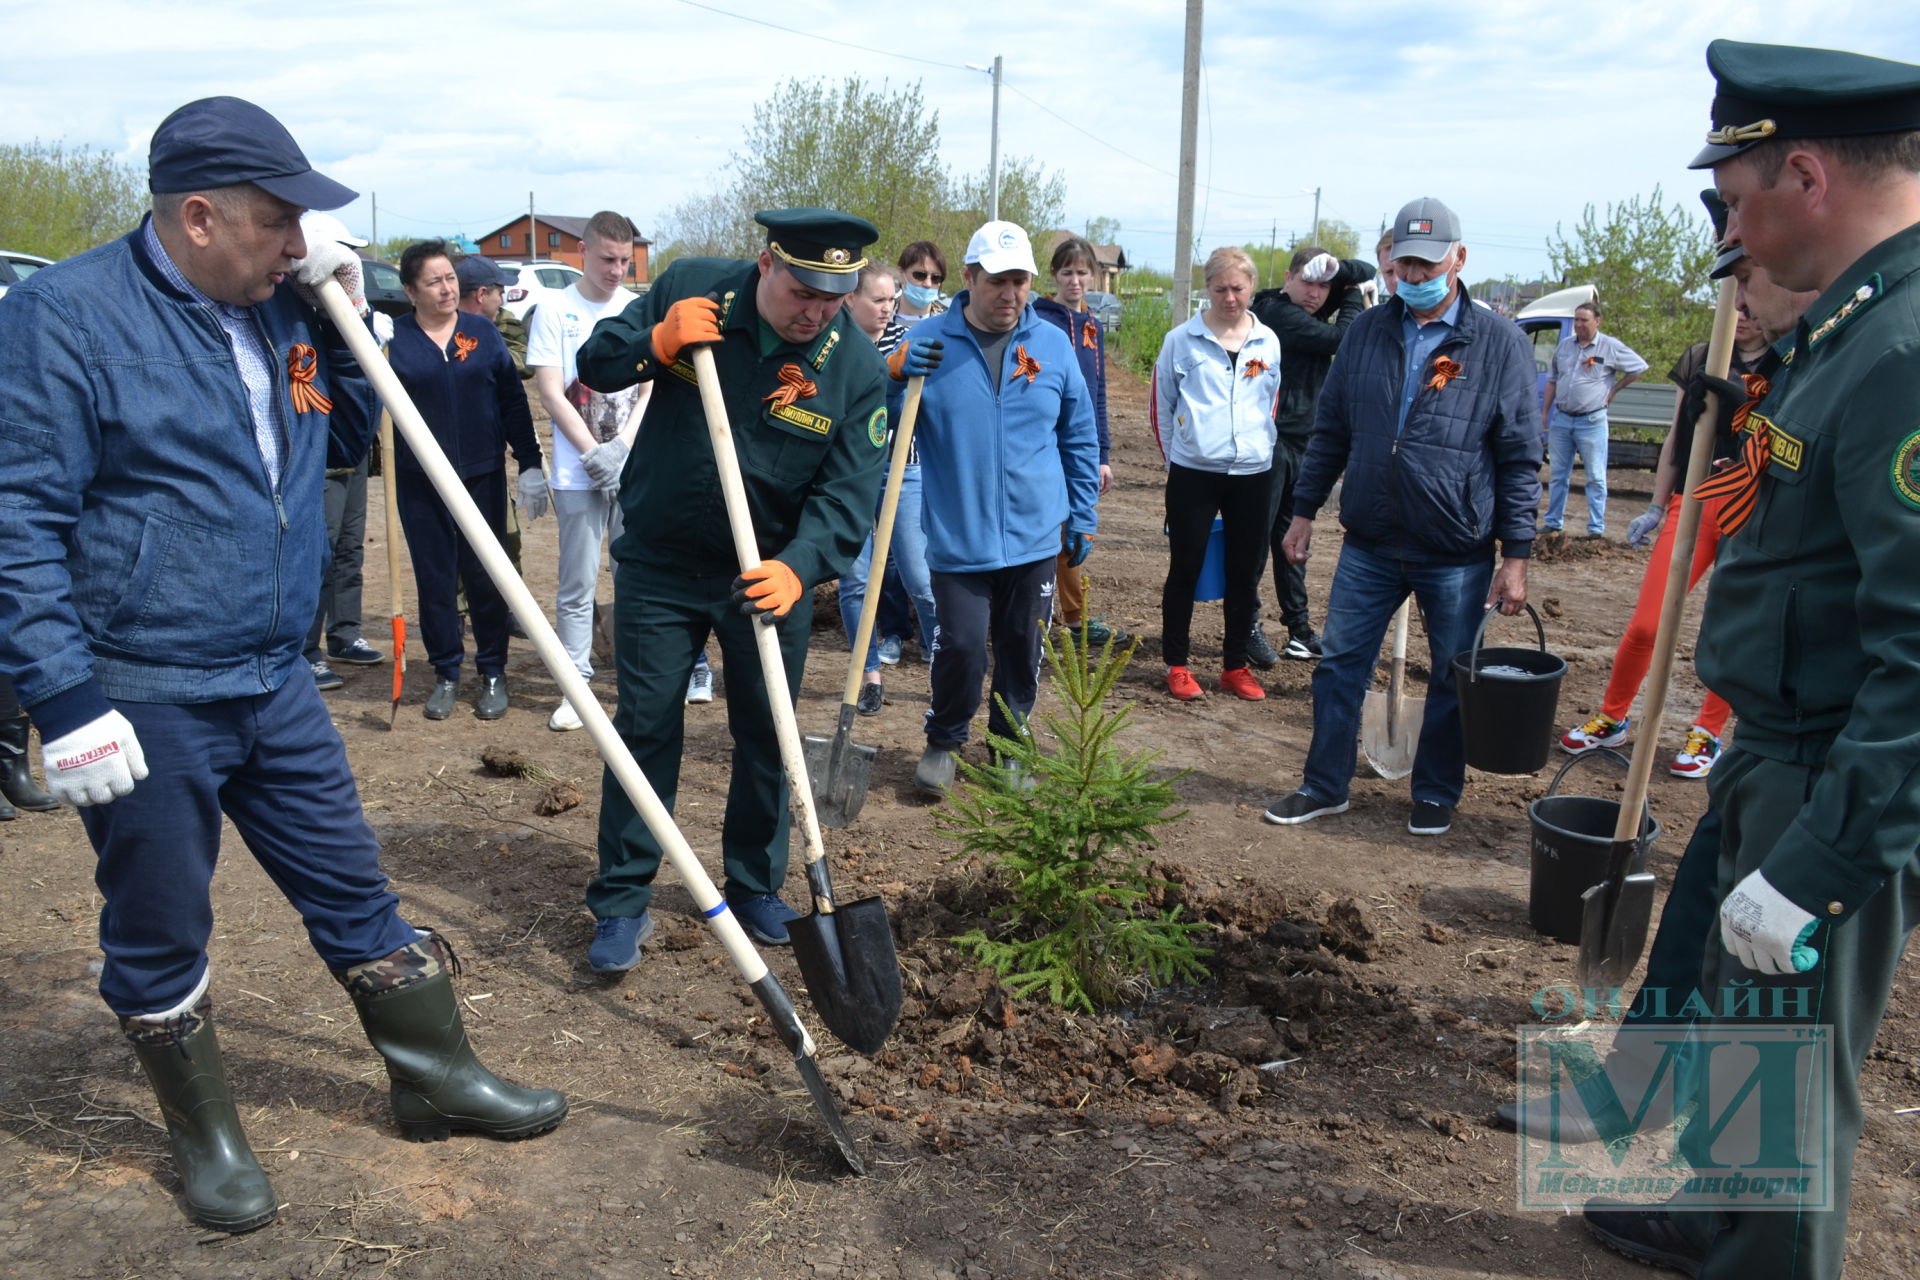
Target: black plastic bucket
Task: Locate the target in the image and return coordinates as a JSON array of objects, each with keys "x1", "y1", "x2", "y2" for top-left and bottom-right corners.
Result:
[
  {"x1": 1528, "y1": 750, "x2": 1661, "y2": 944},
  {"x1": 1451, "y1": 603, "x2": 1567, "y2": 775}
]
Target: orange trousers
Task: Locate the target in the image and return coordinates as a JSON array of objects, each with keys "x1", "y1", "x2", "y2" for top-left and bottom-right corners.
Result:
[{"x1": 1600, "y1": 491, "x2": 1731, "y2": 735}]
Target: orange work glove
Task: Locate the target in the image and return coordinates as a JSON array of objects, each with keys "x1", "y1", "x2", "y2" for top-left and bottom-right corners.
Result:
[
  {"x1": 650, "y1": 296, "x2": 722, "y2": 366},
  {"x1": 731, "y1": 560, "x2": 803, "y2": 618}
]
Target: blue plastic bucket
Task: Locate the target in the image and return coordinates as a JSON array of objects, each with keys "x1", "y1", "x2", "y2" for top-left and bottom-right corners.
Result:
[{"x1": 1192, "y1": 517, "x2": 1226, "y2": 602}]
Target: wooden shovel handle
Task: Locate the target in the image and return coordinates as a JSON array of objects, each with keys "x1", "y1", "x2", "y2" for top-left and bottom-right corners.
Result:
[{"x1": 841, "y1": 378, "x2": 924, "y2": 708}]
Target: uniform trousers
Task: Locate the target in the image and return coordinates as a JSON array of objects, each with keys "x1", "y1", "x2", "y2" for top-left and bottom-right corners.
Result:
[
  {"x1": 78, "y1": 674, "x2": 417, "y2": 1015},
  {"x1": 589, "y1": 561, "x2": 809, "y2": 920}
]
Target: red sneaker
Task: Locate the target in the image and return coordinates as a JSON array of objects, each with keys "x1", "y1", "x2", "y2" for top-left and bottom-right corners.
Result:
[
  {"x1": 1166, "y1": 666, "x2": 1204, "y2": 700},
  {"x1": 1219, "y1": 667, "x2": 1266, "y2": 701}
]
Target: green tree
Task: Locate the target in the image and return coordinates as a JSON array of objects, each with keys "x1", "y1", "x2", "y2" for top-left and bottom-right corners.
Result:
[
  {"x1": 654, "y1": 189, "x2": 758, "y2": 268},
  {"x1": 945, "y1": 155, "x2": 1065, "y2": 253},
  {"x1": 0, "y1": 140, "x2": 148, "y2": 261},
  {"x1": 1546, "y1": 186, "x2": 1716, "y2": 378},
  {"x1": 1083, "y1": 215, "x2": 1121, "y2": 245},
  {"x1": 374, "y1": 235, "x2": 421, "y2": 263}
]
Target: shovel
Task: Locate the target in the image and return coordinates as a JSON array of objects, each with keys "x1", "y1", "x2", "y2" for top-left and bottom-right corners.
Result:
[
  {"x1": 1361, "y1": 597, "x2": 1419, "y2": 779},
  {"x1": 317, "y1": 281, "x2": 866, "y2": 1174},
  {"x1": 377, "y1": 408, "x2": 407, "y2": 724},
  {"x1": 1577, "y1": 276, "x2": 1741, "y2": 992},
  {"x1": 802, "y1": 377, "x2": 925, "y2": 828},
  {"x1": 690, "y1": 347, "x2": 904, "y2": 1056}
]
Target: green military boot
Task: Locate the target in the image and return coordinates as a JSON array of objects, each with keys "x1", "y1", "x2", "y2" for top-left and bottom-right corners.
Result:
[
  {"x1": 335, "y1": 933, "x2": 568, "y2": 1143},
  {"x1": 0, "y1": 713, "x2": 59, "y2": 813},
  {"x1": 122, "y1": 998, "x2": 278, "y2": 1233}
]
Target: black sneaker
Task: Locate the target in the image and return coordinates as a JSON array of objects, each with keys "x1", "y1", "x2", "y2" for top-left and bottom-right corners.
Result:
[
  {"x1": 311, "y1": 659, "x2": 344, "y2": 692},
  {"x1": 1283, "y1": 629, "x2": 1323, "y2": 660},
  {"x1": 328, "y1": 638, "x2": 384, "y2": 665},
  {"x1": 856, "y1": 681, "x2": 884, "y2": 717},
  {"x1": 1582, "y1": 1199, "x2": 1705, "y2": 1276},
  {"x1": 1408, "y1": 800, "x2": 1453, "y2": 836},
  {"x1": 1246, "y1": 623, "x2": 1281, "y2": 669},
  {"x1": 1262, "y1": 791, "x2": 1349, "y2": 825}
]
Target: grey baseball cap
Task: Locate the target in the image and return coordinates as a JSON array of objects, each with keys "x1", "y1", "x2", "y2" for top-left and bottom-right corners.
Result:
[{"x1": 1389, "y1": 197, "x2": 1462, "y2": 262}]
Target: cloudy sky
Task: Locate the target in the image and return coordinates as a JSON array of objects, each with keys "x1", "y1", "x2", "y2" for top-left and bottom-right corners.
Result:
[{"x1": 5, "y1": 0, "x2": 1915, "y2": 282}]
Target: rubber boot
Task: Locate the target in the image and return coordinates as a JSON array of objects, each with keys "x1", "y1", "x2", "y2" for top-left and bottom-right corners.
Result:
[
  {"x1": 0, "y1": 714, "x2": 59, "y2": 812},
  {"x1": 122, "y1": 999, "x2": 278, "y2": 1233},
  {"x1": 335, "y1": 933, "x2": 568, "y2": 1142}
]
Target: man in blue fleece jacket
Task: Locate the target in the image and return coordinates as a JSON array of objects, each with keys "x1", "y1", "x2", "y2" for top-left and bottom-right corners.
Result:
[{"x1": 895, "y1": 221, "x2": 1101, "y2": 796}]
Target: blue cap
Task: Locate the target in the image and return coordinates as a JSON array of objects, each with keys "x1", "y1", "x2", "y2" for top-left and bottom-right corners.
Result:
[
  {"x1": 455, "y1": 255, "x2": 509, "y2": 291},
  {"x1": 148, "y1": 96, "x2": 356, "y2": 210}
]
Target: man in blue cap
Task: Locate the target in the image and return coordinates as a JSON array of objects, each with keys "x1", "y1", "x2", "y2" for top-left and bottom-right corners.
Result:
[
  {"x1": 573, "y1": 208, "x2": 893, "y2": 971},
  {"x1": 1580, "y1": 41, "x2": 1920, "y2": 1280},
  {"x1": 0, "y1": 96, "x2": 566, "y2": 1235}
]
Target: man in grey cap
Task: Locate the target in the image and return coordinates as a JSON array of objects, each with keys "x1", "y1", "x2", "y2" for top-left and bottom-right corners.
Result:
[
  {"x1": 0, "y1": 95, "x2": 565, "y2": 1236},
  {"x1": 1263, "y1": 196, "x2": 1540, "y2": 839}
]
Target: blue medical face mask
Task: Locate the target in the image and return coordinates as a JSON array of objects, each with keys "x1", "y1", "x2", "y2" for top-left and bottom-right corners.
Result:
[
  {"x1": 1396, "y1": 271, "x2": 1452, "y2": 310},
  {"x1": 903, "y1": 282, "x2": 942, "y2": 308}
]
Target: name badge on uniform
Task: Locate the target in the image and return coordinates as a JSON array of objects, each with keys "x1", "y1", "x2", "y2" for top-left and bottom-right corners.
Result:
[
  {"x1": 1768, "y1": 424, "x2": 1804, "y2": 471},
  {"x1": 771, "y1": 403, "x2": 833, "y2": 435}
]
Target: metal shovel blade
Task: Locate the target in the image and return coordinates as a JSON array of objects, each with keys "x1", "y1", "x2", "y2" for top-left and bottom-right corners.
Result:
[
  {"x1": 789, "y1": 897, "x2": 903, "y2": 1055},
  {"x1": 1576, "y1": 836, "x2": 1659, "y2": 991},
  {"x1": 803, "y1": 706, "x2": 876, "y2": 830},
  {"x1": 1360, "y1": 688, "x2": 1419, "y2": 780}
]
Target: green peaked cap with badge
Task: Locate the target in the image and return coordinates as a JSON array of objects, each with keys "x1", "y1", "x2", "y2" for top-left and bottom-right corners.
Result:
[
  {"x1": 756, "y1": 208, "x2": 879, "y2": 296},
  {"x1": 1689, "y1": 39, "x2": 1920, "y2": 169}
]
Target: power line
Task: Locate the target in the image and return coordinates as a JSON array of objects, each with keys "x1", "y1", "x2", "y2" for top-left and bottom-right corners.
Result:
[{"x1": 673, "y1": 0, "x2": 975, "y2": 71}]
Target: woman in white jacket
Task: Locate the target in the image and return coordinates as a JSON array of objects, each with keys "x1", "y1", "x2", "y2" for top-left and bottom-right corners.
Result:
[{"x1": 1150, "y1": 246, "x2": 1284, "y2": 701}]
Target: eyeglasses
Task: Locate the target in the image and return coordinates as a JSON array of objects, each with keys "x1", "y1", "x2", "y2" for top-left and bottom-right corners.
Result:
[{"x1": 909, "y1": 269, "x2": 945, "y2": 285}]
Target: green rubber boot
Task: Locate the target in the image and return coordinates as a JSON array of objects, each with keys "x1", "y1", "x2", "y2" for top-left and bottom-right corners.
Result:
[
  {"x1": 122, "y1": 999, "x2": 277, "y2": 1233},
  {"x1": 336, "y1": 933, "x2": 568, "y2": 1142},
  {"x1": 0, "y1": 713, "x2": 58, "y2": 813}
]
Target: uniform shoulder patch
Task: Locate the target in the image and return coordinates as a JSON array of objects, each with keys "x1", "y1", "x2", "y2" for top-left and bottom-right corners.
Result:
[
  {"x1": 1890, "y1": 429, "x2": 1920, "y2": 510},
  {"x1": 867, "y1": 406, "x2": 888, "y2": 449}
]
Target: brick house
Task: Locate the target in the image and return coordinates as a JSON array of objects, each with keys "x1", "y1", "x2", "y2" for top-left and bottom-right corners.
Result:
[{"x1": 473, "y1": 214, "x2": 653, "y2": 284}]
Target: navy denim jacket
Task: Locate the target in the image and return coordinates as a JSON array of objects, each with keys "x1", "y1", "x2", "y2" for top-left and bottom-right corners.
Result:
[{"x1": 0, "y1": 221, "x2": 377, "y2": 738}]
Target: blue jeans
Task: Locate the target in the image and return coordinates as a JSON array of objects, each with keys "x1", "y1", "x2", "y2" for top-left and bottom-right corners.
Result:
[
  {"x1": 1544, "y1": 406, "x2": 1609, "y2": 533},
  {"x1": 838, "y1": 465, "x2": 936, "y2": 673},
  {"x1": 1299, "y1": 543, "x2": 1494, "y2": 809}
]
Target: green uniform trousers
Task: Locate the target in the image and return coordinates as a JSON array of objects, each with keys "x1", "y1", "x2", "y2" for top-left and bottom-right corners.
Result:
[
  {"x1": 1675, "y1": 747, "x2": 1920, "y2": 1280},
  {"x1": 588, "y1": 559, "x2": 810, "y2": 919}
]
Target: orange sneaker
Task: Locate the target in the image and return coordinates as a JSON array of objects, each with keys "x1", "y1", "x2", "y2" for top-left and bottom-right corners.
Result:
[
  {"x1": 1166, "y1": 666, "x2": 1204, "y2": 700},
  {"x1": 1220, "y1": 667, "x2": 1266, "y2": 701}
]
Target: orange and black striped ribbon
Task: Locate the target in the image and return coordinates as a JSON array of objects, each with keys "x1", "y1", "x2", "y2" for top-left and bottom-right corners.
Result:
[
  {"x1": 1427, "y1": 356, "x2": 1462, "y2": 391},
  {"x1": 1011, "y1": 345, "x2": 1042, "y2": 384},
  {"x1": 1690, "y1": 373, "x2": 1773, "y2": 535},
  {"x1": 286, "y1": 344, "x2": 332, "y2": 415},
  {"x1": 452, "y1": 332, "x2": 478, "y2": 362},
  {"x1": 1243, "y1": 358, "x2": 1269, "y2": 379},
  {"x1": 762, "y1": 362, "x2": 818, "y2": 410}
]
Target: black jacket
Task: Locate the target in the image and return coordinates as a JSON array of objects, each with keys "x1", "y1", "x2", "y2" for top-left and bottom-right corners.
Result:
[{"x1": 1252, "y1": 276, "x2": 1367, "y2": 448}]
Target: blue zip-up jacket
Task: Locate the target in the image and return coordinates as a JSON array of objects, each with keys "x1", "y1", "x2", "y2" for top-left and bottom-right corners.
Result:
[
  {"x1": 1032, "y1": 296, "x2": 1111, "y2": 466},
  {"x1": 387, "y1": 311, "x2": 542, "y2": 480},
  {"x1": 891, "y1": 295, "x2": 1100, "y2": 574},
  {"x1": 0, "y1": 222, "x2": 378, "y2": 739},
  {"x1": 1295, "y1": 286, "x2": 1539, "y2": 564}
]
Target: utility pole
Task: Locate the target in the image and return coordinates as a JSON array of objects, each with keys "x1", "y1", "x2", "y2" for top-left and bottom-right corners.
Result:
[
  {"x1": 1310, "y1": 186, "x2": 1322, "y2": 246},
  {"x1": 989, "y1": 55, "x2": 1003, "y2": 221},
  {"x1": 528, "y1": 192, "x2": 536, "y2": 259},
  {"x1": 370, "y1": 193, "x2": 377, "y2": 253},
  {"x1": 1171, "y1": 0, "x2": 1202, "y2": 318},
  {"x1": 1268, "y1": 220, "x2": 1277, "y2": 279}
]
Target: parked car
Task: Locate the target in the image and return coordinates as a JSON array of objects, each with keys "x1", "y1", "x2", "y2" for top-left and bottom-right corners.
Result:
[
  {"x1": 1515, "y1": 283, "x2": 1674, "y2": 468},
  {"x1": 0, "y1": 250, "x2": 54, "y2": 300},
  {"x1": 1084, "y1": 290, "x2": 1122, "y2": 333},
  {"x1": 494, "y1": 259, "x2": 584, "y2": 321},
  {"x1": 358, "y1": 257, "x2": 410, "y2": 318}
]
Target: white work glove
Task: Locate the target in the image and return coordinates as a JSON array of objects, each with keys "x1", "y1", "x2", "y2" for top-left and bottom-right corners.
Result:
[
  {"x1": 1299, "y1": 252, "x2": 1340, "y2": 284},
  {"x1": 290, "y1": 240, "x2": 367, "y2": 316},
  {"x1": 1720, "y1": 870, "x2": 1819, "y2": 975},
  {"x1": 515, "y1": 468, "x2": 551, "y2": 521},
  {"x1": 580, "y1": 438, "x2": 629, "y2": 492},
  {"x1": 1626, "y1": 503, "x2": 1666, "y2": 549},
  {"x1": 370, "y1": 310, "x2": 394, "y2": 347},
  {"x1": 41, "y1": 710, "x2": 148, "y2": 806}
]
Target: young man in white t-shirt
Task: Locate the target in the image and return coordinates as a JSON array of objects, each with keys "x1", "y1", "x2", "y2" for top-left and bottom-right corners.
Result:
[{"x1": 526, "y1": 211, "x2": 648, "y2": 730}]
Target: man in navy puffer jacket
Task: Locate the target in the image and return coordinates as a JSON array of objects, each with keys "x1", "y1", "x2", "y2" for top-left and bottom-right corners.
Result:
[{"x1": 1263, "y1": 198, "x2": 1540, "y2": 839}]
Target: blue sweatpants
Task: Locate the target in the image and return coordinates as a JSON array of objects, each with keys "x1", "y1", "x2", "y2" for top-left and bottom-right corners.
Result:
[{"x1": 78, "y1": 674, "x2": 418, "y2": 1015}]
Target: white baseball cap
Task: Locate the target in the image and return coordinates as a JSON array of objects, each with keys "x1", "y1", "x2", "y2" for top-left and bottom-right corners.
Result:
[
  {"x1": 964, "y1": 220, "x2": 1037, "y2": 276},
  {"x1": 300, "y1": 209, "x2": 369, "y2": 248}
]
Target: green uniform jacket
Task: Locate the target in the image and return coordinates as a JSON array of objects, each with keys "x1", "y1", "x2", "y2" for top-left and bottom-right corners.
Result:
[
  {"x1": 1698, "y1": 220, "x2": 1920, "y2": 923},
  {"x1": 493, "y1": 308, "x2": 531, "y2": 380},
  {"x1": 576, "y1": 257, "x2": 888, "y2": 587}
]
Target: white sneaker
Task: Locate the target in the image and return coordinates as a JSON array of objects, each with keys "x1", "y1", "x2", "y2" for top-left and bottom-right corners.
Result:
[
  {"x1": 548, "y1": 697, "x2": 584, "y2": 732},
  {"x1": 686, "y1": 665, "x2": 715, "y2": 705}
]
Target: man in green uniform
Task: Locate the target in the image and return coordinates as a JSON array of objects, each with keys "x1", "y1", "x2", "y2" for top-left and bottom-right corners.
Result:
[
  {"x1": 573, "y1": 209, "x2": 890, "y2": 972},
  {"x1": 1582, "y1": 40, "x2": 1920, "y2": 1279}
]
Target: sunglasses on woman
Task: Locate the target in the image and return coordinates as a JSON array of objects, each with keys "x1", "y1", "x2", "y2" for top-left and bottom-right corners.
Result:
[{"x1": 909, "y1": 269, "x2": 945, "y2": 285}]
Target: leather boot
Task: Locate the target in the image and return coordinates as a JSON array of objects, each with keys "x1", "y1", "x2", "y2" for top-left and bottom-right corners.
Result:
[
  {"x1": 0, "y1": 714, "x2": 59, "y2": 812},
  {"x1": 122, "y1": 998, "x2": 277, "y2": 1233},
  {"x1": 335, "y1": 933, "x2": 568, "y2": 1142}
]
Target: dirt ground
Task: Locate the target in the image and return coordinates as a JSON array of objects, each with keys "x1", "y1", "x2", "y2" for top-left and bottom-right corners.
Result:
[{"x1": 3, "y1": 371, "x2": 1917, "y2": 1280}]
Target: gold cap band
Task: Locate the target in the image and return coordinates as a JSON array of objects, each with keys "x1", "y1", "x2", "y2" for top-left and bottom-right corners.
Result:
[
  {"x1": 767, "y1": 239, "x2": 866, "y2": 276},
  {"x1": 1706, "y1": 118, "x2": 1778, "y2": 146}
]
